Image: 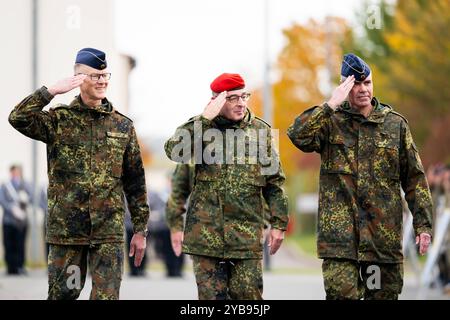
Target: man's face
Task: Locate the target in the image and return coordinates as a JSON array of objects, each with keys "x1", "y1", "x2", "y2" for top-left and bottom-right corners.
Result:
[
  {"x1": 10, "y1": 168, "x2": 22, "y2": 180},
  {"x1": 76, "y1": 64, "x2": 109, "y2": 101},
  {"x1": 218, "y1": 89, "x2": 248, "y2": 121},
  {"x1": 348, "y1": 74, "x2": 373, "y2": 109}
]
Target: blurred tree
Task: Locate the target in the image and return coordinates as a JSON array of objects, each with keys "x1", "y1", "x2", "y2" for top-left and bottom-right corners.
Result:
[
  {"x1": 140, "y1": 141, "x2": 154, "y2": 167},
  {"x1": 251, "y1": 17, "x2": 350, "y2": 177},
  {"x1": 343, "y1": 0, "x2": 450, "y2": 164},
  {"x1": 250, "y1": 89, "x2": 264, "y2": 118},
  {"x1": 342, "y1": 0, "x2": 394, "y2": 68}
]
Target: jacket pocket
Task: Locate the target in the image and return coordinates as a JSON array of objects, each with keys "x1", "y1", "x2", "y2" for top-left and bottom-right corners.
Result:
[
  {"x1": 195, "y1": 164, "x2": 220, "y2": 181},
  {"x1": 53, "y1": 139, "x2": 88, "y2": 174},
  {"x1": 325, "y1": 133, "x2": 356, "y2": 175},
  {"x1": 373, "y1": 131, "x2": 400, "y2": 180},
  {"x1": 106, "y1": 131, "x2": 128, "y2": 178}
]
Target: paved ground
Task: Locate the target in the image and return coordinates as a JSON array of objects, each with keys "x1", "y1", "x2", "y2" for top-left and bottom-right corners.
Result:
[{"x1": 0, "y1": 243, "x2": 448, "y2": 300}]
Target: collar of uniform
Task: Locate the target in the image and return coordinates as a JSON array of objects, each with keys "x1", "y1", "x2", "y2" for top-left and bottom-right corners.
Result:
[
  {"x1": 213, "y1": 108, "x2": 253, "y2": 129},
  {"x1": 69, "y1": 95, "x2": 113, "y2": 114},
  {"x1": 366, "y1": 97, "x2": 391, "y2": 123},
  {"x1": 339, "y1": 97, "x2": 389, "y2": 123}
]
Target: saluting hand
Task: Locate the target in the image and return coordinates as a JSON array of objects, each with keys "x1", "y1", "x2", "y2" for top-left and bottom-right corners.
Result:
[
  {"x1": 327, "y1": 75, "x2": 355, "y2": 109},
  {"x1": 47, "y1": 74, "x2": 87, "y2": 96},
  {"x1": 202, "y1": 91, "x2": 227, "y2": 120}
]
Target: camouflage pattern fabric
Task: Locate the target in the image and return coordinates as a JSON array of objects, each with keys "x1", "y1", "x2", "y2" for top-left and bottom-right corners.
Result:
[
  {"x1": 166, "y1": 163, "x2": 271, "y2": 233},
  {"x1": 322, "y1": 258, "x2": 403, "y2": 300},
  {"x1": 8, "y1": 87, "x2": 150, "y2": 245},
  {"x1": 287, "y1": 98, "x2": 432, "y2": 263},
  {"x1": 164, "y1": 109, "x2": 289, "y2": 259},
  {"x1": 166, "y1": 163, "x2": 195, "y2": 232},
  {"x1": 192, "y1": 255, "x2": 263, "y2": 300},
  {"x1": 47, "y1": 243, "x2": 123, "y2": 300}
]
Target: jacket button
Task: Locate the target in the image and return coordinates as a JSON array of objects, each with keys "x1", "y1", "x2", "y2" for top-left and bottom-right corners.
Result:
[{"x1": 362, "y1": 200, "x2": 370, "y2": 209}]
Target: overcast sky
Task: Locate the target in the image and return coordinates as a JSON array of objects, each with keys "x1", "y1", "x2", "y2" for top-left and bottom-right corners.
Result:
[{"x1": 114, "y1": 0, "x2": 366, "y2": 141}]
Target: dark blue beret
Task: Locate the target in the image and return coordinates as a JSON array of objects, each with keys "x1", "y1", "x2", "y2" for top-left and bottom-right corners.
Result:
[
  {"x1": 341, "y1": 53, "x2": 371, "y2": 81},
  {"x1": 75, "y1": 48, "x2": 107, "y2": 70}
]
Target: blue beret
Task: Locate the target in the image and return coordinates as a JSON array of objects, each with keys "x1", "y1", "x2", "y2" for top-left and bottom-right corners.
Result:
[
  {"x1": 341, "y1": 53, "x2": 371, "y2": 81},
  {"x1": 75, "y1": 48, "x2": 107, "y2": 70}
]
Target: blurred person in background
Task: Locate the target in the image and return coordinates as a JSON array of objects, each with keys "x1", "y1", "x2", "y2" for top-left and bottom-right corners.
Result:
[
  {"x1": 149, "y1": 187, "x2": 184, "y2": 278},
  {"x1": 427, "y1": 164, "x2": 450, "y2": 294},
  {"x1": 0, "y1": 164, "x2": 31, "y2": 275},
  {"x1": 165, "y1": 164, "x2": 194, "y2": 276}
]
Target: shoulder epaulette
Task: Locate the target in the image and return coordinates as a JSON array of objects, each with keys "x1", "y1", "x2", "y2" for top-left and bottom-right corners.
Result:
[
  {"x1": 183, "y1": 115, "x2": 202, "y2": 124},
  {"x1": 305, "y1": 104, "x2": 325, "y2": 113},
  {"x1": 385, "y1": 104, "x2": 408, "y2": 124},
  {"x1": 114, "y1": 109, "x2": 133, "y2": 122},
  {"x1": 50, "y1": 103, "x2": 70, "y2": 111},
  {"x1": 254, "y1": 116, "x2": 272, "y2": 128}
]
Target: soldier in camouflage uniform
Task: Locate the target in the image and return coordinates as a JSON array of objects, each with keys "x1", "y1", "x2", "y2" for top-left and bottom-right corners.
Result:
[
  {"x1": 164, "y1": 73, "x2": 289, "y2": 300},
  {"x1": 8, "y1": 48, "x2": 150, "y2": 300},
  {"x1": 287, "y1": 53, "x2": 433, "y2": 300}
]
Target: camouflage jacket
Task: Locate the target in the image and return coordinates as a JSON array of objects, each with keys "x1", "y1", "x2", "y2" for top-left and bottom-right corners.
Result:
[
  {"x1": 164, "y1": 109, "x2": 289, "y2": 259},
  {"x1": 9, "y1": 86, "x2": 150, "y2": 245},
  {"x1": 165, "y1": 163, "x2": 195, "y2": 232},
  {"x1": 287, "y1": 98, "x2": 433, "y2": 263}
]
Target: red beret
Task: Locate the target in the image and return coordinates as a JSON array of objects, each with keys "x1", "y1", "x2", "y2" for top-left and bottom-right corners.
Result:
[{"x1": 210, "y1": 73, "x2": 245, "y2": 93}]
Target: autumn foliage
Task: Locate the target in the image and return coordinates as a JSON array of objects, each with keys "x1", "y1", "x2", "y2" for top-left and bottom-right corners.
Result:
[{"x1": 251, "y1": 0, "x2": 450, "y2": 182}]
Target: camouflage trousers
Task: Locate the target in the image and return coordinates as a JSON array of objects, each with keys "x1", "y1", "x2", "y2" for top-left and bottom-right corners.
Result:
[
  {"x1": 47, "y1": 243, "x2": 124, "y2": 300},
  {"x1": 322, "y1": 258, "x2": 403, "y2": 300},
  {"x1": 192, "y1": 255, "x2": 263, "y2": 300}
]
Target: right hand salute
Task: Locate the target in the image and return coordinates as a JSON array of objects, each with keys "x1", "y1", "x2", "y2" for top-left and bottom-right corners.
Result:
[
  {"x1": 327, "y1": 75, "x2": 355, "y2": 109},
  {"x1": 202, "y1": 91, "x2": 227, "y2": 120},
  {"x1": 47, "y1": 74, "x2": 87, "y2": 96}
]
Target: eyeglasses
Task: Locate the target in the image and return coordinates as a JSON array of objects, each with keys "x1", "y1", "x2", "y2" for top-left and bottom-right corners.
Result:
[
  {"x1": 77, "y1": 73, "x2": 111, "y2": 81},
  {"x1": 225, "y1": 93, "x2": 251, "y2": 103}
]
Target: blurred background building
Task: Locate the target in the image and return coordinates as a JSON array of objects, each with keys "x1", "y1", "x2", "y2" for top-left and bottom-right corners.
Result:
[{"x1": 0, "y1": 0, "x2": 136, "y2": 265}]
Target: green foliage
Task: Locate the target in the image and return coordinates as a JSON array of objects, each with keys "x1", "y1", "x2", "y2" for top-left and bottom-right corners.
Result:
[{"x1": 343, "y1": 0, "x2": 450, "y2": 164}]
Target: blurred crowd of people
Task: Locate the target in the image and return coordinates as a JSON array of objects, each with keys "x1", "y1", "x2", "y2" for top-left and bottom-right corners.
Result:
[{"x1": 0, "y1": 164, "x2": 185, "y2": 278}]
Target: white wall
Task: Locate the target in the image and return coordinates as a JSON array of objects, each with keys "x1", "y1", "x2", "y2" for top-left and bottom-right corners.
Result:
[
  {"x1": 0, "y1": 1, "x2": 33, "y2": 183},
  {"x1": 0, "y1": 0, "x2": 129, "y2": 185},
  {"x1": 0, "y1": 0, "x2": 132, "y2": 264}
]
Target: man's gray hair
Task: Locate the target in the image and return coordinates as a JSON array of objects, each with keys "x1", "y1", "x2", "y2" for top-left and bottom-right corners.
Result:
[{"x1": 74, "y1": 63, "x2": 83, "y2": 73}]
